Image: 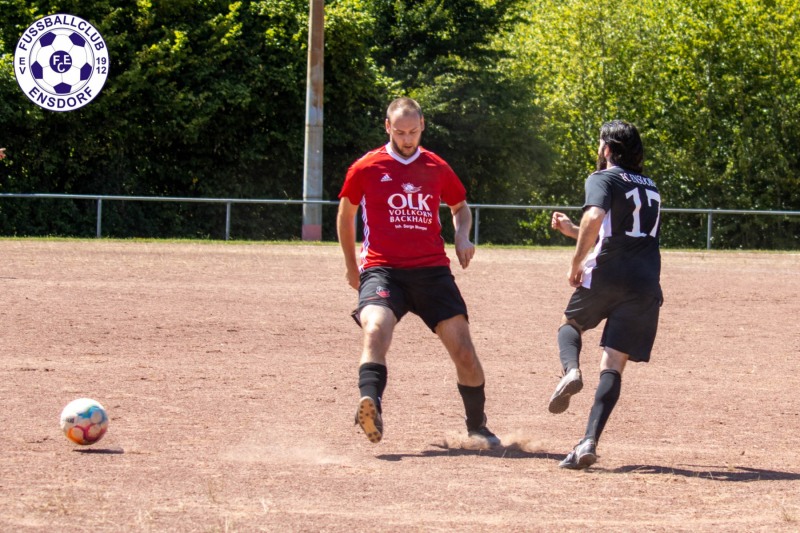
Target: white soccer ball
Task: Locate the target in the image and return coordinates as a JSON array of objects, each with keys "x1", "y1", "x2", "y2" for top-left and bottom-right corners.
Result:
[
  {"x1": 60, "y1": 398, "x2": 108, "y2": 445},
  {"x1": 30, "y1": 29, "x2": 94, "y2": 95}
]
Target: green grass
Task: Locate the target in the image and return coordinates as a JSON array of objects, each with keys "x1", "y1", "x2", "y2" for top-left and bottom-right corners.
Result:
[{"x1": 0, "y1": 235, "x2": 796, "y2": 253}]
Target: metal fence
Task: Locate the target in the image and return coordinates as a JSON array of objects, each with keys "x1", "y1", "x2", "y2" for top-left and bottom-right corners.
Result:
[
  {"x1": 1, "y1": 192, "x2": 799, "y2": 249},
  {"x1": 470, "y1": 203, "x2": 800, "y2": 249}
]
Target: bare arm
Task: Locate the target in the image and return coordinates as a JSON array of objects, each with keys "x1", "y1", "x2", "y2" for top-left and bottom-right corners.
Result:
[
  {"x1": 336, "y1": 197, "x2": 361, "y2": 289},
  {"x1": 568, "y1": 206, "x2": 606, "y2": 287},
  {"x1": 450, "y1": 200, "x2": 475, "y2": 269},
  {"x1": 551, "y1": 211, "x2": 579, "y2": 239}
]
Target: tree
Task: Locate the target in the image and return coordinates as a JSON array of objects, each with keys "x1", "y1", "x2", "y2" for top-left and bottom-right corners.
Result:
[
  {"x1": 0, "y1": 0, "x2": 312, "y2": 238},
  {"x1": 511, "y1": 0, "x2": 800, "y2": 248},
  {"x1": 2, "y1": 0, "x2": 798, "y2": 247},
  {"x1": 343, "y1": 0, "x2": 553, "y2": 243}
]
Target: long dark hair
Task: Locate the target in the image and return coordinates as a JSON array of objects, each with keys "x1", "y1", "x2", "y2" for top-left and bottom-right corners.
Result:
[{"x1": 600, "y1": 120, "x2": 644, "y2": 173}]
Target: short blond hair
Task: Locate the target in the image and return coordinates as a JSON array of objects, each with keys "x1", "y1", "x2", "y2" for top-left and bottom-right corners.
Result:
[{"x1": 386, "y1": 97, "x2": 423, "y2": 121}]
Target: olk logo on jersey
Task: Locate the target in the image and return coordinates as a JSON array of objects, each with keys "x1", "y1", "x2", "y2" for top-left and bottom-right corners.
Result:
[
  {"x1": 15, "y1": 14, "x2": 109, "y2": 112},
  {"x1": 388, "y1": 183, "x2": 432, "y2": 211},
  {"x1": 388, "y1": 183, "x2": 434, "y2": 226}
]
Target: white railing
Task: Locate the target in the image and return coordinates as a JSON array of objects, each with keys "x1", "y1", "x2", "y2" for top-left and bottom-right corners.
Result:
[
  {"x1": 1, "y1": 193, "x2": 798, "y2": 249},
  {"x1": 470, "y1": 203, "x2": 800, "y2": 249}
]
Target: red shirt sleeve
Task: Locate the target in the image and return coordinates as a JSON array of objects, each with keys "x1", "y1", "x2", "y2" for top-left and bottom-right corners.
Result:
[
  {"x1": 338, "y1": 155, "x2": 367, "y2": 204},
  {"x1": 436, "y1": 157, "x2": 467, "y2": 206}
]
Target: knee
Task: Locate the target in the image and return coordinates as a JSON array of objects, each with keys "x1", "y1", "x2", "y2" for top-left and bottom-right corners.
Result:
[
  {"x1": 452, "y1": 344, "x2": 480, "y2": 370},
  {"x1": 362, "y1": 319, "x2": 383, "y2": 337},
  {"x1": 363, "y1": 319, "x2": 392, "y2": 345},
  {"x1": 361, "y1": 308, "x2": 392, "y2": 335}
]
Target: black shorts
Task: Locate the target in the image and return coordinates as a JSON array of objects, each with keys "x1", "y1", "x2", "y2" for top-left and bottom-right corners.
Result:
[
  {"x1": 564, "y1": 287, "x2": 662, "y2": 362},
  {"x1": 352, "y1": 267, "x2": 468, "y2": 333}
]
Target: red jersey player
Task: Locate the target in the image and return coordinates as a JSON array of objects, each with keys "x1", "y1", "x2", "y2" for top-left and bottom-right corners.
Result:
[{"x1": 337, "y1": 97, "x2": 499, "y2": 448}]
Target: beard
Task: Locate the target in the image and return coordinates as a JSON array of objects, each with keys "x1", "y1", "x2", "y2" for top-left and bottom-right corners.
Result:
[
  {"x1": 391, "y1": 138, "x2": 418, "y2": 159},
  {"x1": 596, "y1": 152, "x2": 608, "y2": 171}
]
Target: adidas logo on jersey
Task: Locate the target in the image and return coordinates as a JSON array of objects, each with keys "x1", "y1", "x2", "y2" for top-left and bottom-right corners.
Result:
[{"x1": 380, "y1": 174, "x2": 392, "y2": 182}]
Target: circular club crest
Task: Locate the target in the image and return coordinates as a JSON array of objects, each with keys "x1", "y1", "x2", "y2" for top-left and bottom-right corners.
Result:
[{"x1": 14, "y1": 14, "x2": 109, "y2": 112}]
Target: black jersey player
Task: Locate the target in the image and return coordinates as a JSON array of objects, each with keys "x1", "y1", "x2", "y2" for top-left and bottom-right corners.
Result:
[{"x1": 548, "y1": 120, "x2": 663, "y2": 469}]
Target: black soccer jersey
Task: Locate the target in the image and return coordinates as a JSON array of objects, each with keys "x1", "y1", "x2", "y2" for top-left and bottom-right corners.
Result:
[{"x1": 580, "y1": 166, "x2": 662, "y2": 297}]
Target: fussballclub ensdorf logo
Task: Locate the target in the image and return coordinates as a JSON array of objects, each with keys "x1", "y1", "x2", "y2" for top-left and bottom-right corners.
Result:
[{"x1": 14, "y1": 14, "x2": 109, "y2": 112}]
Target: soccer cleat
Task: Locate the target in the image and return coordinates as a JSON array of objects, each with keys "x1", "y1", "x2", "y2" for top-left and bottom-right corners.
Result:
[
  {"x1": 558, "y1": 439, "x2": 597, "y2": 470},
  {"x1": 355, "y1": 396, "x2": 383, "y2": 443},
  {"x1": 548, "y1": 368, "x2": 583, "y2": 414},
  {"x1": 467, "y1": 415, "x2": 501, "y2": 448}
]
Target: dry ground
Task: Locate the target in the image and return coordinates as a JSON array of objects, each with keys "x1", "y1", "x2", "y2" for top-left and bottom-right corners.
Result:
[{"x1": 1, "y1": 240, "x2": 798, "y2": 532}]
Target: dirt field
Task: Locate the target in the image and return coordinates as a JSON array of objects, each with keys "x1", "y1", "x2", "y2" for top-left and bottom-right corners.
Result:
[{"x1": 1, "y1": 240, "x2": 798, "y2": 532}]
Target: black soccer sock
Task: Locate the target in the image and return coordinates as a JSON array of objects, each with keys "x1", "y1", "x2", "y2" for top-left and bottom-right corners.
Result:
[
  {"x1": 457, "y1": 382, "x2": 486, "y2": 431},
  {"x1": 358, "y1": 363, "x2": 387, "y2": 413},
  {"x1": 584, "y1": 369, "x2": 622, "y2": 443},
  {"x1": 557, "y1": 324, "x2": 582, "y2": 372}
]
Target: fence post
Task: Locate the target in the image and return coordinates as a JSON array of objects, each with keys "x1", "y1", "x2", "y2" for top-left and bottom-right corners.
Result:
[
  {"x1": 707, "y1": 212, "x2": 713, "y2": 250},
  {"x1": 96, "y1": 198, "x2": 102, "y2": 238},
  {"x1": 225, "y1": 202, "x2": 232, "y2": 241}
]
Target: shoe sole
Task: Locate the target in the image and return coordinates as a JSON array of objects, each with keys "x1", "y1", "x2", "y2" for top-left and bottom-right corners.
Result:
[
  {"x1": 357, "y1": 396, "x2": 382, "y2": 443},
  {"x1": 577, "y1": 451, "x2": 597, "y2": 468},
  {"x1": 558, "y1": 457, "x2": 579, "y2": 469},
  {"x1": 548, "y1": 378, "x2": 583, "y2": 414},
  {"x1": 558, "y1": 452, "x2": 597, "y2": 470}
]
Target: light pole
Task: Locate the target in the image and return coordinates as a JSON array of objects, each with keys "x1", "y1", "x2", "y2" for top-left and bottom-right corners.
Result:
[{"x1": 302, "y1": 0, "x2": 324, "y2": 241}]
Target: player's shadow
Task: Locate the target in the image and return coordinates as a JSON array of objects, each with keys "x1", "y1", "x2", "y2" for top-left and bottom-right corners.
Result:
[
  {"x1": 376, "y1": 442, "x2": 557, "y2": 462},
  {"x1": 609, "y1": 464, "x2": 800, "y2": 482}
]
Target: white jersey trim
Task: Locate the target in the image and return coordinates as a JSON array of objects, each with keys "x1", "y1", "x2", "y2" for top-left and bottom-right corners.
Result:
[
  {"x1": 386, "y1": 143, "x2": 421, "y2": 165},
  {"x1": 359, "y1": 196, "x2": 370, "y2": 272},
  {"x1": 582, "y1": 209, "x2": 612, "y2": 289}
]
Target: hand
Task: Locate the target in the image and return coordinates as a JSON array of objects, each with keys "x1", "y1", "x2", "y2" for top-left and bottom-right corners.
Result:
[
  {"x1": 551, "y1": 211, "x2": 577, "y2": 238},
  {"x1": 568, "y1": 264, "x2": 584, "y2": 288},
  {"x1": 454, "y1": 237, "x2": 475, "y2": 269},
  {"x1": 346, "y1": 268, "x2": 360, "y2": 290}
]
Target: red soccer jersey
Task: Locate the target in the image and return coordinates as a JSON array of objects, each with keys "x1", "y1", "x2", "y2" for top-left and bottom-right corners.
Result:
[{"x1": 339, "y1": 143, "x2": 467, "y2": 270}]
